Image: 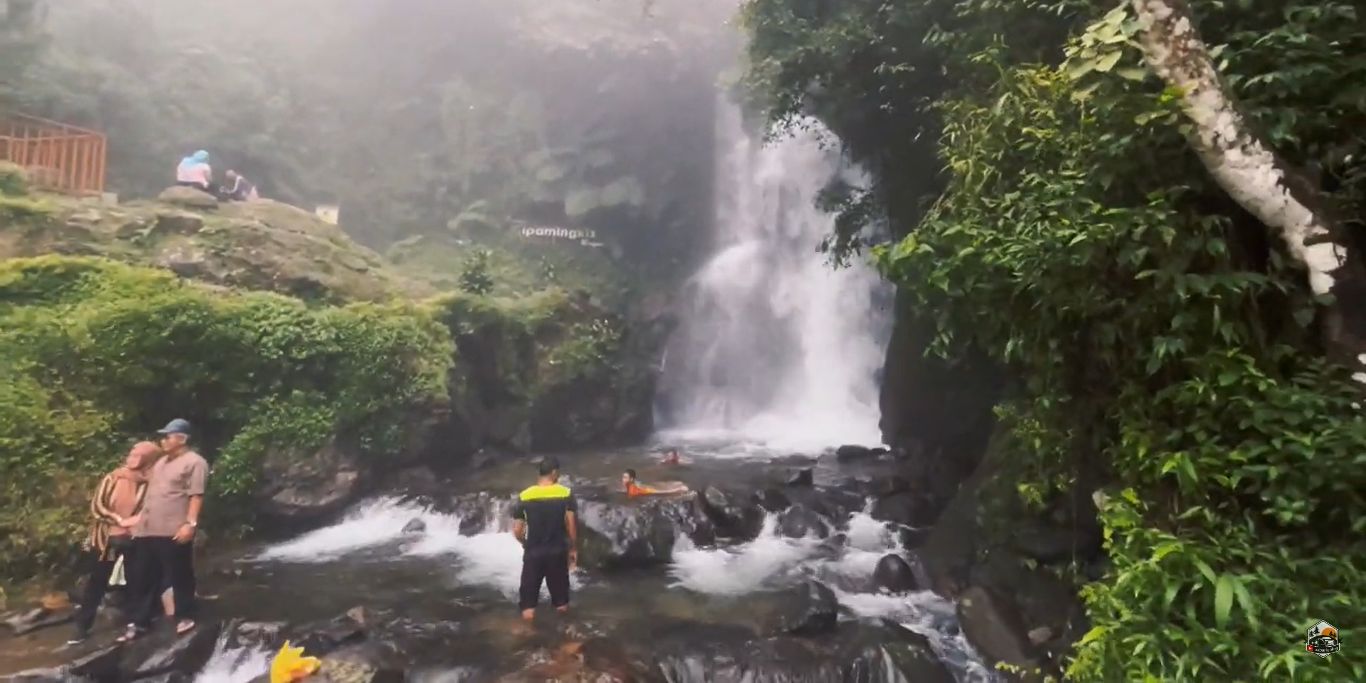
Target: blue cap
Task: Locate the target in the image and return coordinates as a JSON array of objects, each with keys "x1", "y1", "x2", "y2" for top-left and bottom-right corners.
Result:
[{"x1": 156, "y1": 418, "x2": 192, "y2": 435}]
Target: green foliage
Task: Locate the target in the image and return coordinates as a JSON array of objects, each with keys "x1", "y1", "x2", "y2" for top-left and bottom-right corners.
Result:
[
  {"x1": 459, "y1": 248, "x2": 496, "y2": 295},
  {"x1": 544, "y1": 317, "x2": 624, "y2": 385},
  {"x1": 0, "y1": 162, "x2": 30, "y2": 196},
  {"x1": 0, "y1": 256, "x2": 453, "y2": 587},
  {"x1": 746, "y1": 0, "x2": 1366, "y2": 679},
  {"x1": 873, "y1": 50, "x2": 1364, "y2": 683}
]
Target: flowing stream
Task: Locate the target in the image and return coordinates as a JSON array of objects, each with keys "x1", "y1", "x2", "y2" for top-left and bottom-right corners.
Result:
[{"x1": 183, "y1": 449, "x2": 991, "y2": 682}]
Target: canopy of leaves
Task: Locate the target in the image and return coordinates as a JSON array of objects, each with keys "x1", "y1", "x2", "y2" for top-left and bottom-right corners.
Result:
[{"x1": 743, "y1": 0, "x2": 1366, "y2": 679}]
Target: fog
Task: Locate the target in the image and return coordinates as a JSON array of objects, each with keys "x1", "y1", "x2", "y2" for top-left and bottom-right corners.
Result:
[{"x1": 7, "y1": 0, "x2": 739, "y2": 256}]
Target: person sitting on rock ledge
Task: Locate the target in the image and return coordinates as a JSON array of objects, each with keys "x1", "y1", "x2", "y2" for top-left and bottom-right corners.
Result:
[
  {"x1": 175, "y1": 150, "x2": 214, "y2": 193},
  {"x1": 222, "y1": 169, "x2": 259, "y2": 202},
  {"x1": 622, "y1": 469, "x2": 690, "y2": 498}
]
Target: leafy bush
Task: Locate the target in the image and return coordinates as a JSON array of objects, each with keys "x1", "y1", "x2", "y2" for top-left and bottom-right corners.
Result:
[
  {"x1": 0, "y1": 256, "x2": 453, "y2": 586},
  {"x1": 459, "y1": 248, "x2": 495, "y2": 295},
  {"x1": 874, "y1": 56, "x2": 1365, "y2": 682},
  {"x1": 0, "y1": 161, "x2": 29, "y2": 196}
]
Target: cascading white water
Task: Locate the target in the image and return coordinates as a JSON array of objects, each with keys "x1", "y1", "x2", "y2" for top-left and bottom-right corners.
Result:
[{"x1": 658, "y1": 101, "x2": 889, "y2": 452}]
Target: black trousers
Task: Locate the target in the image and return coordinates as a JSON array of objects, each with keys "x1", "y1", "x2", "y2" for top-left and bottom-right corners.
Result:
[
  {"x1": 129, "y1": 537, "x2": 196, "y2": 627},
  {"x1": 73, "y1": 550, "x2": 119, "y2": 635},
  {"x1": 518, "y1": 550, "x2": 570, "y2": 611}
]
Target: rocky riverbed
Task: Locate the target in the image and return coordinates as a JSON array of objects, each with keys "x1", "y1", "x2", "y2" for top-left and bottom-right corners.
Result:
[{"x1": 0, "y1": 443, "x2": 1005, "y2": 682}]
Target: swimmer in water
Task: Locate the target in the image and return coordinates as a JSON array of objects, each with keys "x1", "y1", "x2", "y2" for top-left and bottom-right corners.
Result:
[{"x1": 622, "y1": 469, "x2": 690, "y2": 498}]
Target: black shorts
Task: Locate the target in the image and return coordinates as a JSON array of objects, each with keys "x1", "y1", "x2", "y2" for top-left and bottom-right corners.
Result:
[{"x1": 518, "y1": 550, "x2": 570, "y2": 611}]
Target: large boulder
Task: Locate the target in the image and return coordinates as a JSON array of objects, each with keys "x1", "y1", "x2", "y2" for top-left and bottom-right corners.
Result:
[
  {"x1": 872, "y1": 554, "x2": 920, "y2": 593},
  {"x1": 786, "y1": 467, "x2": 814, "y2": 487},
  {"x1": 844, "y1": 621, "x2": 955, "y2": 683},
  {"x1": 775, "y1": 581, "x2": 839, "y2": 637},
  {"x1": 778, "y1": 504, "x2": 830, "y2": 539},
  {"x1": 578, "y1": 497, "x2": 711, "y2": 569},
  {"x1": 956, "y1": 586, "x2": 1040, "y2": 674},
  {"x1": 835, "y1": 444, "x2": 881, "y2": 462},
  {"x1": 752, "y1": 487, "x2": 791, "y2": 513},
  {"x1": 158, "y1": 185, "x2": 219, "y2": 210},
  {"x1": 152, "y1": 210, "x2": 205, "y2": 236},
  {"x1": 697, "y1": 486, "x2": 763, "y2": 539},
  {"x1": 256, "y1": 439, "x2": 366, "y2": 527}
]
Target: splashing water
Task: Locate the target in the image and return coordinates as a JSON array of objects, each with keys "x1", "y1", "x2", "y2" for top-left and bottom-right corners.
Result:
[
  {"x1": 256, "y1": 496, "x2": 578, "y2": 598},
  {"x1": 194, "y1": 631, "x2": 271, "y2": 683},
  {"x1": 669, "y1": 515, "x2": 820, "y2": 595},
  {"x1": 658, "y1": 101, "x2": 890, "y2": 453}
]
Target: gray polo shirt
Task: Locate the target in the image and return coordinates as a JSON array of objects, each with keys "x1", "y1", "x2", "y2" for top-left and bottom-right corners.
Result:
[{"x1": 135, "y1": 450, "x2": 208, "y2": 538}]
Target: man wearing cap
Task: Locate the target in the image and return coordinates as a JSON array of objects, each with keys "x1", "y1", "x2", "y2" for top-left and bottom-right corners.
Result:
[{"x1": 122, "y1": 418, "x2": 209, "y2": 639}]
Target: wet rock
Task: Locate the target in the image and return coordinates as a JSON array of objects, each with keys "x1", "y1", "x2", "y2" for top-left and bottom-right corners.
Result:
[
  {"x1": 777, "y1": 581, "x2": 839, "y2": 637},
  {"x1": 835, "y1": 444, "x2": 878, "y2": 461},
  {"x1": 778, "y1": 504, "x2": 829, "y2": 539},
  {"x1": 844, "y1": 621, "x2": 954, "y2": 683},
  {"x1": 401, "y1": 518, "x2": 426, "y2": 534},
  {"x1": 870, "y1": 491, "x2": 938, "y2": 528},
  {"x1": 753, "y1": 487, "x2": 791, "y2": 513},
  {"x1": 0, "y1": 667, "x2": 79, "y2": 682},
  {"x1": 698, "y1": 486, "x2": 763, "y2": 539},
  {"x1": 292, "y1": 610, "x2": 369, "y2": 656},
  {"x1": 122, "y1": 622, "x2": 223, "y2": 679},
  {"x1": 578, "y1": 499, "x2": 684, "y2": 569},
  {"x1": 899, "y1": 526, "x2": 931, "y2": 549},
  {"x1": 158, "y1": 186, "x2": 219, "y2": 209},
  {"x1": 4, "y1": 606, "x2": 72, "y2": 636},
  {"x1": 225, "y1": 620, "x2": 286, "y2": 650},
  {"x1": 873, "y1": 554, "x2": 920, "y2": 593},
  {"x1": 256, "y1": 439, "x2": 365, "y2": 527},
  {"x1": 786, "y1": 467, "x2": 814, "y2": 487},
  {"x1": 956, "y1": 586, "x2": 1039, "y2": 672},
  {"x1": 68, "y1": 643, "x2": 123, "y2": 680}
]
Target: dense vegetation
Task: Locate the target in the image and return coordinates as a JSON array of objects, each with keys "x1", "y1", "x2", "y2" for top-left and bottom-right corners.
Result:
[
  {"x1": 744, "y1": 0, "x2": 1365, "y2": 679},
  {"x1": 0, "y1": 256, "x2": 451, "y2": 587}
]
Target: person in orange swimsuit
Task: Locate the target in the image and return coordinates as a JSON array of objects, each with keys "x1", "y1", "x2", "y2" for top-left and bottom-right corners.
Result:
[{"x1": 622, "y1": 469, "x2": 689, "y2": 498}]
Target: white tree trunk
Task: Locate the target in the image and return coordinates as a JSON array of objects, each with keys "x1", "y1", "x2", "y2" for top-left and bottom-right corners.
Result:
[{"x1": 1131, "y1": 0, "x2": 1366, "y2": 382}]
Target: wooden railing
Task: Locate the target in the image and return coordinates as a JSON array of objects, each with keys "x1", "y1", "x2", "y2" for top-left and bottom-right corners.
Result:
[{"x1": 0, "y1": 113, "x2": 107, "y2": 195}]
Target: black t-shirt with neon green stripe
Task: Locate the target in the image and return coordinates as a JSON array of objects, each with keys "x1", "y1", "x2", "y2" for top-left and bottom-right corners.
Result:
[{"x1": 511, "y1": 483, "x2": 576, "y2": 556}]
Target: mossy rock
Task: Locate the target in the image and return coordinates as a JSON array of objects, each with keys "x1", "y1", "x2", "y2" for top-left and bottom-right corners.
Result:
[{"x1": 0, "y1": 162, "x2": 29, "y2": 196}]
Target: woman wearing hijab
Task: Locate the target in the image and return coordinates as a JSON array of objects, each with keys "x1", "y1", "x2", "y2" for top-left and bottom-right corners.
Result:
[
  {"x1": 175, "y1": 150, "x2": 213, "y2": 192},
  {"x1": 68, "y1": 441, "x2": 159, "y2": 644}
]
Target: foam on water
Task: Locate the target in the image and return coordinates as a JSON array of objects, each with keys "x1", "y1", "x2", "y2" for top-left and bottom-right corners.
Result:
[
  {"x1": 257, "y1": 496, "x2": 577, "y2": 598},
  {"x1": 669, "y1": 515, "x2": 820, "y2": 595},
  {"x1": 254, "y1": 497, "x2": 433, "y2": 562},
  {"x1": 194, "y1": 631, "x2": 271, "y2": 683}
]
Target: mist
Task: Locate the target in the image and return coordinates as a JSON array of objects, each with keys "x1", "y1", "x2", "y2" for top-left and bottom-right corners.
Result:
[{"x1": 7, "y1": 0, "x2": 739, "y2": 261}]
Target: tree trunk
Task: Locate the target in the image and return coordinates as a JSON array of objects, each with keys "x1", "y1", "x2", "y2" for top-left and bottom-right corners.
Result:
[{"x1": 1131, "y1": 0, "x2": 1366, "y2": 383}]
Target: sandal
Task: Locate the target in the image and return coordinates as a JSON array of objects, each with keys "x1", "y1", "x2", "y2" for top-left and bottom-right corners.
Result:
[
  {"x1": 115, "y1": 626, "x2": 143, "y2": 644},
  {"x1": 175, "y1": 620, "x2": 196, "y2": 635}
]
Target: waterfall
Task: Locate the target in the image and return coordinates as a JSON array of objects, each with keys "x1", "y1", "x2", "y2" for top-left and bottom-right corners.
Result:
[{"x1": 658, "y1": 101, "x2": 890, "y2": 451}]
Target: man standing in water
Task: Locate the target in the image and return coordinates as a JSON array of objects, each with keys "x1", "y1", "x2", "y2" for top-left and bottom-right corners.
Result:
[
  {"x1": 511, "y1": 457, "x2": 578, "y2": 621},
  {"x1": 123, "y1": 419, "x2": 208, "y2": 640}
]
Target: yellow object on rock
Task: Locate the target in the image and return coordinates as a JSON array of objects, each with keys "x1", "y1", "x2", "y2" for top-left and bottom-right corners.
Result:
[{"x1": 270, "y1": 641, "x2": 322, "y2": 682}]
